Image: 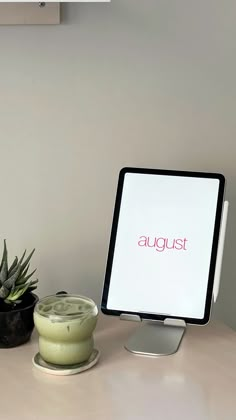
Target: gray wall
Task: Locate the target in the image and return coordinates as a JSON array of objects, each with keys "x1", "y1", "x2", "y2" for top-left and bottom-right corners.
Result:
[{"x1": 0, "y1": 1, "x2": 235, "y2": 327}]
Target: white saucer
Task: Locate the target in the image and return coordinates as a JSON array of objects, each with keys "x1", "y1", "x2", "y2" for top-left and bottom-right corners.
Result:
[{"x1": 32, "y1": 349, "x2": 100, "y2": 376}]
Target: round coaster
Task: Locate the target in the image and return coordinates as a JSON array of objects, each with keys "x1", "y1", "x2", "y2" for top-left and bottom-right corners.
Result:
[{"x1": 32, "y1": 349, "x2": 100, "y2": 376}]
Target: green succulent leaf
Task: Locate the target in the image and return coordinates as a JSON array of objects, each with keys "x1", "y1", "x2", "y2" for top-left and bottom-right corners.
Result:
[
  {"x1": 23, "y1": 269, "x2": 37, "y2": 283},
  {"x1": 7, "y1": 250, "x2": 26, "y2": 278},
  {"x1": 15, "y1": 265, "x2": 31, "y2": 285},
  {"x1": 0, "y1": 240, "x2": 8, "y2": 284},
  {"x1": 18, "y1": 250, "x2": 26, "y2": 265},
  {"x1": 8, "y1": 257, "x2": 18, "y2": 276},
  {"x1": 26, "y1": 279, "x2": 39, "y2": 292},
  {"x1": 3, "y1": 264, "x2": 21, "y2": 289},
  {"x1": 9, "y1": 283, "x2": 26, "y2": 294},
  {"x1": 0, "y1": 260, "x2": 8, "y2": 285},
  {"x1": 7, "y1": 283, "x2": 30, "y2": 302},
  {"x1": 4, "y1": 298, "x2": 22, "y2": 305},
  {"x1": 20, "y1": 263, "x2": 30, "y2": 278},
  {"x1": 16, "y1": 269, "x2": 37, "y2": 286},
  {"x1": 0, "y1": 285, "x2": 10, "y2": 299},
  {"x1": 0, "y1": 240, "x2": 8, "y2": 273},
  {"x1": 20, "y1": 249, "x2": 35, "y2": 274},
  {"x1": 15, "y1": 277, "x2": 26, "y2": 286},
  {"x1": 28, "y1": 278, "x2": 38, "y2": 286},
  {"x1": 8, "y1": 262, "x2": 20, "y2": 277}
]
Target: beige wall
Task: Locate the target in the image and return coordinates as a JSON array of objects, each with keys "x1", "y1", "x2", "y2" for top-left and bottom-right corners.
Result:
[{"x1": 0, "y1": 1, "x2": 235, "y2": 327}]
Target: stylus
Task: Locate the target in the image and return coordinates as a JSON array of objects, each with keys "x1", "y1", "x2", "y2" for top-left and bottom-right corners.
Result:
[{"x1": 213, "y1": 201, "x2": 229, "y2": 302}]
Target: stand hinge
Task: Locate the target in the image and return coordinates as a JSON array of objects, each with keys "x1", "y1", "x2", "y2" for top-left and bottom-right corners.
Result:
[
  {"x1": 120, "y1": 314, "x2": 141, "y2": 322},
  {"x1": 164, "y1": 318, "x2": 186, "y2": 328}
]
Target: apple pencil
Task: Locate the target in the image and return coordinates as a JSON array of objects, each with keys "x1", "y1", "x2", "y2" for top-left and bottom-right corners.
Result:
[{"x1": 213, "y1": 200, "x2": 229, "y2": 302}]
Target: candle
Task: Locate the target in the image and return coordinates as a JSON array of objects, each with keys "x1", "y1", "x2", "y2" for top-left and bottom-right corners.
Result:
[{"x1": 34, "y1": 294, "x2": 98, "y2": 365}]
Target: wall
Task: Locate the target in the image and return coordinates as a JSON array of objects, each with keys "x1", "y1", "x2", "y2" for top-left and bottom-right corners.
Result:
[{"x1": 0, "y1": 0, "x2": 235, "y2": 327}]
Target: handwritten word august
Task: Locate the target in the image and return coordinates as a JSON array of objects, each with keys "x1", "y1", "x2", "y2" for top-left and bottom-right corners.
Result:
[{"x1": 138, "y1": 236, "x2": 188, "y2": 252}]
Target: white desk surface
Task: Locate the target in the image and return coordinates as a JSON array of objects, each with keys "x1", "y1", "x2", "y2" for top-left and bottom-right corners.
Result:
[{"x1": 1, "y1": 315, "x2": 236, "y2": 420}]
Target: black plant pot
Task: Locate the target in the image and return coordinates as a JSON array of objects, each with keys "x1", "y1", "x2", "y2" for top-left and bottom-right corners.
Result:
[{"x1": 0, "y1": 293, "x2": 38, "y2": 348}]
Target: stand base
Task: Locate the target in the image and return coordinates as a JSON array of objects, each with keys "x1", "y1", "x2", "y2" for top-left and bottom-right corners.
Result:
[{"x1": 125, "y1": 322, "x2": 186, "y2": 356}]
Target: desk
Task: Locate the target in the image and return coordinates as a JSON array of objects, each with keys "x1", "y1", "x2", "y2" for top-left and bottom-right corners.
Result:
[{"x1": 1, "y1": 315, "x2": 236, "y2": 420}]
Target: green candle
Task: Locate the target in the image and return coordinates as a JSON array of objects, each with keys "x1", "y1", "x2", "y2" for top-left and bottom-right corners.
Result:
[{"x1": 34, "y1": 294, "x2": 98, "y2": 365}]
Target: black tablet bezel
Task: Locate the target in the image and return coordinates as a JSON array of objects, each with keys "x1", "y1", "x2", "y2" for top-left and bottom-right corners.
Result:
[{"x1": 101, "y1": 167, "x2": 225, "y2": 325}]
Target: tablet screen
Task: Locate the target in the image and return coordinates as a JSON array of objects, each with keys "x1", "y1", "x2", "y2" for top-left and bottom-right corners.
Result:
[{"x1": 102, "y1": 168, "x2": 225, "y2": 324}]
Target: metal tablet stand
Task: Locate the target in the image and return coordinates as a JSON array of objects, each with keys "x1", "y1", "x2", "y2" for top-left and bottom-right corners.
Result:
[{"x1": 122, "y1": 201, "x2": 229, "y2": 357}]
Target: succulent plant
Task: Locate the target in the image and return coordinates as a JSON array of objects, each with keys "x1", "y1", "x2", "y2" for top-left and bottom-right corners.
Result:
[{"x1": 0, "y1": 240, "x2": 38, "y2": 305}]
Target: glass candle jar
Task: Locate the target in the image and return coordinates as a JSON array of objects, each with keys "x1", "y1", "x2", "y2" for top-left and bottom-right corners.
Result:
[{"x1": 34, "y1": 294, "x2": 98, "y2": 365}]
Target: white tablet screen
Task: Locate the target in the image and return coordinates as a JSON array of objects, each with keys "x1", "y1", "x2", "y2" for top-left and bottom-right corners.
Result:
[{"x1": 106, "y1": 173, "x2": 221, "y2": 319}]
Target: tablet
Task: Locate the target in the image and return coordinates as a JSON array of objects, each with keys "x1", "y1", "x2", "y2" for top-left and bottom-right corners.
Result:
[{"x1": 101, "y1": 167, "x2": 225, "y2": 325}]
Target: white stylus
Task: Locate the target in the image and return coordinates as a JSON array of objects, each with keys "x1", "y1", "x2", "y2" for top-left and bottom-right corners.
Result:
[{"x1": 213, "y1": 200, "x2": 229, "y2": 302}]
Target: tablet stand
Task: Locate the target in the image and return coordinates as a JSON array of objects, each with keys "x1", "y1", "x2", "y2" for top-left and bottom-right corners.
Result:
[
  {"x1": 123, "y1": 316, "x2": 186, "y2": 356},
  {"x1": 122, "y1": 201, "x2": 229, "y2": 357}
]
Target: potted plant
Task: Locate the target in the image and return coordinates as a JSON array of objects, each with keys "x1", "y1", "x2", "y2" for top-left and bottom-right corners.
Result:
[{"x1": 0, "y1": 240, "x2": 38, "y2": 348}]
